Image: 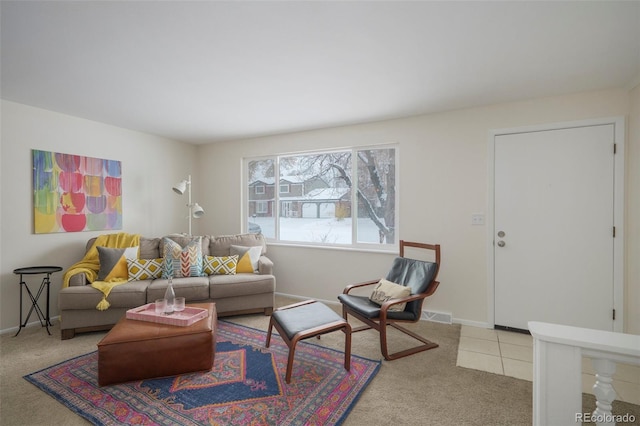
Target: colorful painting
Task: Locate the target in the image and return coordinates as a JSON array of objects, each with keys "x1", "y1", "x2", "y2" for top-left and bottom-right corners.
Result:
[{"x1": 32, "y1": 150, "x2": 122, "y2": 233}]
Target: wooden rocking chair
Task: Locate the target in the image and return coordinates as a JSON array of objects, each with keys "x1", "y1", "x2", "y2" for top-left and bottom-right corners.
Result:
[{"x1": 338, "y1": 241, "x2": 441, "y2": 360}]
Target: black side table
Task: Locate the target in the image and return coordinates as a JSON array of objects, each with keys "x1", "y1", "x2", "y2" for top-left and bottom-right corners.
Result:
[{"x1": 13, "y1": 266, "x2": 62, "y2": 336}]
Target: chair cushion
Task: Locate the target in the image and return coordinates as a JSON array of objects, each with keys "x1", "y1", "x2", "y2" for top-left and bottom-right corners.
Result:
[
  {"x1": 386, "y1": 257, "x2": 438, "y2": 295},
  {"x1": 338, "y1": 294, "x2": 417, "y2": 321},
  {"x1": 272, "y1": 302, "x2": 344, "y2": 340}
]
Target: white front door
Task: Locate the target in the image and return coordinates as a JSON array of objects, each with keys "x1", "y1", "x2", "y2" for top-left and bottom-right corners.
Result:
[{"x1": 493, "y1": 123, "x2": 617, "y2": 331}]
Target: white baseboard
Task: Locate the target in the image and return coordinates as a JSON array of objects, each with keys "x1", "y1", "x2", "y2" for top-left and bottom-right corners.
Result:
[
  {"x1": 453, "y1": 318, "x2": 493, "y2": 329},
  {"x1": 422, "y1": 310, "x2": 452, "y2": 324},
  {"x1": 275, "y1": 292, "x2": 341, "y2": 307},
  {"x1": 276, "y1": 293, "x2": 490, "y2": 328}
]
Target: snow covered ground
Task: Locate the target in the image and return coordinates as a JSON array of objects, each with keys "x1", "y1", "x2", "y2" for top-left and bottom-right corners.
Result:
[{"x1": 249, "y1": 216, "x2": 384, "y2": 244}]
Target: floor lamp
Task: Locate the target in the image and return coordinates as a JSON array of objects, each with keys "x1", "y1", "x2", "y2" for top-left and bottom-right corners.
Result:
[{"x1": 172, "y1": 175, "x2": 205, "y2": 235}]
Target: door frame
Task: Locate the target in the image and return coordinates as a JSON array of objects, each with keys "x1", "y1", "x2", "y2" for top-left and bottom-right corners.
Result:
[{"x1": 487, "y1": 117, "x2": 625, "y2": 332}]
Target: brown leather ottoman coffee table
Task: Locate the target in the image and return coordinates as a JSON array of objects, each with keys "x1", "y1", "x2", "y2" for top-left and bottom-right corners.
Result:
[{"x1": 97, "y1": 302, "x2": 216, "y2": 386}]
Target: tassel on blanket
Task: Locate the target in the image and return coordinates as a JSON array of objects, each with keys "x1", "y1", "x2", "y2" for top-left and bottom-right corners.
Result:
[{"x1": 96, "y1": 298, "x2": 111, "y2": 311}]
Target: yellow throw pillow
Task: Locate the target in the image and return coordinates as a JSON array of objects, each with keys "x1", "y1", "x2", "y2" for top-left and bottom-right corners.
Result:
[
  {"x1": 203, "y1": 255, "x2": 238, "y2": 275},
  {"x1": 369, "y1": 278, "x2": 411, "y2": 311},
  {"x1": 127, "y1": 258, "x2": 163, "y2": 281}
]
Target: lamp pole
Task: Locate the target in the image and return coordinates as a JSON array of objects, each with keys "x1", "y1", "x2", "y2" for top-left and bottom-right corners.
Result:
[{"x1": 186, "y1": 174, "x2": 192, "y2": 236}]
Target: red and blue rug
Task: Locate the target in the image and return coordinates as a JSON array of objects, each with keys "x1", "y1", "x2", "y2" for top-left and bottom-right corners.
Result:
[{"x1": 24, "y1": 321, "x2": 380, "y2": 425}]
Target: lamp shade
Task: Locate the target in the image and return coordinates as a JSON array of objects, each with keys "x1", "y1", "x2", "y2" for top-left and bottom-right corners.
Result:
[
  {"x1": 192, "y1": 203, "x2": 205, "y2": 218},
  {"x1": 172, "y1": 179, "x2": 188, "y2": 194}
]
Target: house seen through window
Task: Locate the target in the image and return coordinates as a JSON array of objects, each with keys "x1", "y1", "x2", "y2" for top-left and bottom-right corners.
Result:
[{"x1": 245, "y1": 145, "x2": 397, "y2": 249}]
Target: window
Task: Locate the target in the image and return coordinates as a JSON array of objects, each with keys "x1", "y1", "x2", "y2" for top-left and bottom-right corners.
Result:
[
  {"x1": 256, "y1": 201, "x2": 268, "y2": 214},
  {"x1": 245, "y1": 145, "x2": 397, "y2": 249},
  {"x1": 255, "y1": 185, "x2": 265, "y2": 195}
]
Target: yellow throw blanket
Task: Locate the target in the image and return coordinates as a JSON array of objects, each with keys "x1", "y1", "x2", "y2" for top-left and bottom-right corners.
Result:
[{"x1": 63, "y1": 232, "x2": 141, "y2": 310}]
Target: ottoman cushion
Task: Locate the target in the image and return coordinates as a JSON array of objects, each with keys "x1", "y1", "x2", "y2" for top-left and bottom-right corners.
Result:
[{"x1": 272, "y1": 301, "x2": 345, "y2": 339}]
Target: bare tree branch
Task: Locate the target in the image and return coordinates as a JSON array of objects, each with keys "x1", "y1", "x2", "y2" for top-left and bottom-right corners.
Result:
[{"x1": 329, "y1": 162, "x2": 391, "y2": 237}]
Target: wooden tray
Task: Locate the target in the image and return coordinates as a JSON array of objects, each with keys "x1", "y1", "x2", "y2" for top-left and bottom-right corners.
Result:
[{"x1": 126, "y1": 303, "x2": 208, "y2": 327}]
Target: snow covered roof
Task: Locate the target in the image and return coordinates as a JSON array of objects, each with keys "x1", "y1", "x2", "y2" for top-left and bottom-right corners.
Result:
[
  {"x1": 280, "y1": 187, "x2": 350, "y2": 201},
  {"x1": 249, "y1": 175, "x2": 307, "y2": 185}
]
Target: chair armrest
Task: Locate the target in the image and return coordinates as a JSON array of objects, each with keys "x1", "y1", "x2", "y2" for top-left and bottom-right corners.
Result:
[
  {"x1": 379, "y1": 281, "x2": 440, "y2": 316},
  {"x1": 343, "y1": 279, "x2": 380, "y2": 294},
  {"x1": 380, "y1": 293, "x2": 426, "y2": 311},
  {"x1": 424, "y1": 280, "x2": 440, "y2": 297},
  {"x1": 258, "y1": 255, "x2": 273, "y2": 275}
]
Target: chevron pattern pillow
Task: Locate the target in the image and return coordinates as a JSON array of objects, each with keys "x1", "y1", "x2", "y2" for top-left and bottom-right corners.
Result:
[
  {"x1": 127, "y1": 258, "x2": 163, "y2": 281},
  {"x1": 162, "y1": 236, "x2": 203, "y2": 278},
  {"x1": 203, "y1": 255, "x2": 238, "y2": 275}
]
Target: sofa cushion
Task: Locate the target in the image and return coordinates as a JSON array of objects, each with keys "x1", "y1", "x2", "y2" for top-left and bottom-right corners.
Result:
[
  {"x1": 162, "y1": 236, "x2": 204, "y2": 278},
  {"x1": 146, "y1": 276, "x2": 210, "y2": 303},
  {"x1": 139, "y1": 237, "x2": 161, "y2": 259},
  {"x1": 209, "y1": 273, "x2": 275, "y2": 299},
  {"x1": 160, "y1": 234, "x2": 210, "y2": 257},
  {"x1": 209, "y1": 233, "x2": 266, "y2": 257},
  {"x1": 58, "y1": 280, "x2": 150, "y2": 310},
  {"x1": 86, "y1": 237, "x2": 160, "y2": 259}
]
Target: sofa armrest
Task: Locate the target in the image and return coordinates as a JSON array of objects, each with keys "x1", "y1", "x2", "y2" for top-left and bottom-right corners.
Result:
[
  {"x1": 67, "y1": 272, "x2": 89, "y2": 286},
  {"x1": 258, "y1": 255, "x2": 273, "y2": 275}
]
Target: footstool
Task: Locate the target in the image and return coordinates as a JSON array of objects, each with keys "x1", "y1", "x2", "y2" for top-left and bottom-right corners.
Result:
[
  {"x1": 97, "y1": 302, "x2": 216, "y2": 386},
  {"x1": 266, "y1": 300, "x2": 351, "y2": 383}
]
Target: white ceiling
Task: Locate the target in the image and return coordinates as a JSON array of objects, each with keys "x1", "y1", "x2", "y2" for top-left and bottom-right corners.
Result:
[{"x1": 2, "y1": 1, "x2": 639, "y2": 144}]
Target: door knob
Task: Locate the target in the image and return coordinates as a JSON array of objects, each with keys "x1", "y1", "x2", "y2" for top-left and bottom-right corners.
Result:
[
  {"x1": 497, "y1": 240, "x2": 506, "y2": 247},
  {"x1": 497, "y1": 231, "x2": 506, "y2": 238}
]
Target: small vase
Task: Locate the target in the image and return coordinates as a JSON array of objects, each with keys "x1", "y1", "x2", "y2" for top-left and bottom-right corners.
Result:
[{"x1": 164, "y1": 276, "x2": 175, "y2": 314}]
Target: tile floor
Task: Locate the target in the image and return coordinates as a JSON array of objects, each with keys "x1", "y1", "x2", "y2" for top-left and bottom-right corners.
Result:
[{"x1": 456, "y1": 325, "x2": 640, "y2": 405}]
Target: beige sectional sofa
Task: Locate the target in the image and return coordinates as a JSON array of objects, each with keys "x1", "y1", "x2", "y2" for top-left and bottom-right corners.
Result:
[{"x1": 58, "y1": 233, "x2": 275, "y2": 339}]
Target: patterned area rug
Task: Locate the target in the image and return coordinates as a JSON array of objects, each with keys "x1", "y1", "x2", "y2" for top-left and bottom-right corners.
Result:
[{"x1": 24, "y1": 321, "x2": 380, "y2": 425}]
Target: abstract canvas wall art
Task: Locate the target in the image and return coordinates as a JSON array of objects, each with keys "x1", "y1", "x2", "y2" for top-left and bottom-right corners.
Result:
[{"x1": 32, "y1": 150, "x2": 122, "y2": 233}]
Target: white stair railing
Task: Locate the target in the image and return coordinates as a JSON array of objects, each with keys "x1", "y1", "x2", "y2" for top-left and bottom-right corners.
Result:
[{"x1": 529, "y1": 321, "x2": 640, "y2": 426}]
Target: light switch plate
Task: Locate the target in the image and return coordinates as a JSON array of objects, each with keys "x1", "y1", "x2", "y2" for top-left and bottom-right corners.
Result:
[{"x1": 471, "y1": 213, "x2": 484, "y2": 225}]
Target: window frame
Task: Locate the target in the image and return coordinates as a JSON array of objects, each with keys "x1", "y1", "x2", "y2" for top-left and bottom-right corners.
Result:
[{"x1": 244, "y1": 144, "x2": 399, "y2": 252}]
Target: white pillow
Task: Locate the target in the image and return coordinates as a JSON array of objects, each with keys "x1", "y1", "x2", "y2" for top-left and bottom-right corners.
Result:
[{"x1": 369, "y1": 278, "x2": 411, "y2": 312}]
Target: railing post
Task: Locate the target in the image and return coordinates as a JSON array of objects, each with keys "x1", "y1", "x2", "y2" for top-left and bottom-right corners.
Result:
[
  {"x1": 591, "y1": 358, "x2": 617, "y2": 426},
  {"x1": 532, "y1": 338, "x2": 582, "y2": 426}
]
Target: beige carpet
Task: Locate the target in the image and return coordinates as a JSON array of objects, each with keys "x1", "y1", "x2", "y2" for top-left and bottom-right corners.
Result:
[{"x1": 1, "y1": 296, "x2": 638, "y2": 425}]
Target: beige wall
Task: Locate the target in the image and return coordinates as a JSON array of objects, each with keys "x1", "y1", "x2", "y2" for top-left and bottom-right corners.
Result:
[
  {"x1": 197, "y1": 88, "x2": 636, "y2": 330},
  {"x1": 2, "y1": 86, "x2": 637, "y2": 334},
  {"x1": 0, "y1": 100, "x2": 198, "y2": 331}
]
